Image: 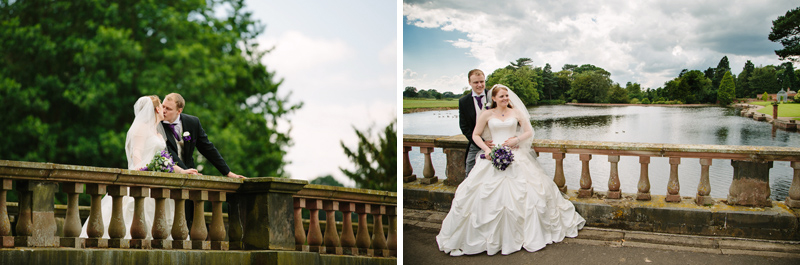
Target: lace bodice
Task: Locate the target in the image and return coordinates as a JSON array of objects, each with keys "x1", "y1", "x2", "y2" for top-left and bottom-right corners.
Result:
[{"x1": 488, "y1": 117, "x2": 518, "y2": 145}]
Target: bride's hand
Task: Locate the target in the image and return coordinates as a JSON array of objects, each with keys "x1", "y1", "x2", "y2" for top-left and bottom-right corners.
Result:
[
  {"x1": 181, "y1": 168, "x2": 202, "y2": 175},
  {"x1": 503, "y1": 137, "x2": 519, "y2": 148}
]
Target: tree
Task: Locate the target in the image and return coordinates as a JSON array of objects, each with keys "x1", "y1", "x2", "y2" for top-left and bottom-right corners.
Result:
[
  {"x1": 768, "y1": 6, "x2": 800, "y2": 62},
  {"x1": 718, "y1": 71, "x2": 736, "y2": 105},
  {"x1": 509, "y1": 58, "x2": 533, "y2": 69},
  {"x1": 762, "y1": 91, "x2": 771, "y2": 101},
  {"x1": 750, "y1": 65, "x2": 781, "y2": 94},
  {"x1": 737, "y1": 60, "x2": 756, "y2": 98},
  {"x1": 403, "y1": 86, "x2": 418, "y2": 98},
  {"x1": 778, "y1": 62, "x2": 797, "y2": 92},
  {"x1": 310, "y1": 175, "x2": 344, "y2": 187},
  {"x1": 541, "y1": 63, "x2": 557, "y2": 100},
  {"x1": 713, "y1": 56, "x2": 731, "y2": 90},
  {"x1": 0, "y1": 0, "x2": 300, "y2": 178},
  {"x1": 498, "y1": 66, "x2": 540, "y2": 105},
  {"x1": 568, "y1": 71, "x2": 611, "y2": 103},
  {"x1": 340, "y1": 120, "x2": 396, "y2": 192},
  {"x1": 607, "y1": 83, "x2": 629, "y2": 103},
  {"x1": 625, "y1": 82, "x2": 642, "y2": 100}
]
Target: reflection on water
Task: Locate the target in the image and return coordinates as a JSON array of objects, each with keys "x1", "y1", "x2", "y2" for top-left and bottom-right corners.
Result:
[{"x1": 404, "y1": 105, "x2": 799, "y2": 200}]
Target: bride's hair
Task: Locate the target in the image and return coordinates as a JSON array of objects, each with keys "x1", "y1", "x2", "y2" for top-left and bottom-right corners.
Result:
[
  {"x1": 147, "y1": 95, "x2": 162, "y2": 118},
  {"x1": 489, "y1": 86, "x2": 514, "y2": 109}
]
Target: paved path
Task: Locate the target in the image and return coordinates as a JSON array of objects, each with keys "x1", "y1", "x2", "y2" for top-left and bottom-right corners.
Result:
[{"x1": 404, "y1": 209, "x2": 800, "y2": 265}]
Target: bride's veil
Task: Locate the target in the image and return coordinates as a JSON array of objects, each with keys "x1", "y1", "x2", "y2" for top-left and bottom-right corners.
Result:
[
  {"x1": 486, "y1": 84, "x2": 536, "y2": 155},
  {"x1": 125, "y1": 96, "x2": 167, "y2": 170}
]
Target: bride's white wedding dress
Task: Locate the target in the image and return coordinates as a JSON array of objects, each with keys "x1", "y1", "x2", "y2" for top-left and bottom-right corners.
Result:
[
  {"x1": 436, "y1": 117, "x2": 586, "y2": 256},
  {"x1": 80, "y1": 97, "x2": 175, "y2": 240}
]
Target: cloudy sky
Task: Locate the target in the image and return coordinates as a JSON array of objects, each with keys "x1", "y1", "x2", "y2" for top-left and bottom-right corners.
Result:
[
  {"x1": 245, "y1": 1, "x2": 397, "y2": 186},
  {"x1": 403, "y1": 0, "x2": 798, "y2": 93}
]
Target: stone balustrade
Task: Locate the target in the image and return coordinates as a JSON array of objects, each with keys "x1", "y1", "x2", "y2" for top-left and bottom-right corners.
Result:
[
  {"x1": 0, "y1": 160, "x2": 398, "y2": 258},
  {"x1": 293, "y1": 184, "x2": 397, "y2": 257},
  {"x1": 403, "y1": 134, "x2": 800, "y2": 208}
]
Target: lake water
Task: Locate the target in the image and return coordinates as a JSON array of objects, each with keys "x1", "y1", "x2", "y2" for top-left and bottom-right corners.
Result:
[{"x1": 404, "y1": 105, "x2": 799, "y2": 200}]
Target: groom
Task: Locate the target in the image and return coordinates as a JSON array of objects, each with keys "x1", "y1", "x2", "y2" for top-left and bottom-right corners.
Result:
[
  {"x1": 459, "y1": 69, "x2": 492, "y2": 178},
  {"x1": 161, "y1": 93, "x2": 245, "y2": 230}
]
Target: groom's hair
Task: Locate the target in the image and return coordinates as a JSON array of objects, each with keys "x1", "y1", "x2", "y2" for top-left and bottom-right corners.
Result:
[
  {"x1": 467, "y1": 69, "x2": 484, "y2": 80},
  {"x1": 165, "y1": 93, "x2": 185, "y2": 110}
]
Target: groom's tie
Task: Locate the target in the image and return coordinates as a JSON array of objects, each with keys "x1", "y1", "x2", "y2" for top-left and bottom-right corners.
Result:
[
  {"x1": 475, "y1": 95, "x2": 484, "y2": 110},
  {"x1": 167, "y1": 123, "x2": 181, "y2": 141}
]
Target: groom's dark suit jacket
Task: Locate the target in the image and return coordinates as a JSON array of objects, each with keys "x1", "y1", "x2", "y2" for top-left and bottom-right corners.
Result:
[
  {"x1": 162, "y1": 113, "x2": 231, "y2": 176},
  {"x1": 459, "y1": 93, "x2": 487, "y2": 158}
]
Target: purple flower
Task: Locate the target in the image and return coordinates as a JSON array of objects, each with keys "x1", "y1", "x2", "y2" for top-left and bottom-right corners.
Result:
[{"x1": 488, "y1": 145, "x2": 514, "y2": 171}]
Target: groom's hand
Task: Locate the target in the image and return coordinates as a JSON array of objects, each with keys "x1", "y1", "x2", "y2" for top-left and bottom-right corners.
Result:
[
  {"x1": 227, "y1": 172, "x2": 246, "y2": 179},
  {"x1": 184, "y1": 168, "x2": 201, "y2": 175},
  {"x1": 483, "y1": 139, "x2": 493, "y2": 146}
]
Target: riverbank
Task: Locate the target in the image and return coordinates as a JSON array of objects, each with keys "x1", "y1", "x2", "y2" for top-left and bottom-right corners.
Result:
[
  {"x1": 736, "y1": 103, "x2": 800, "y2": 123},
  {"x1": 402, "y1": 100, "x2": 721, "y2": 114}
]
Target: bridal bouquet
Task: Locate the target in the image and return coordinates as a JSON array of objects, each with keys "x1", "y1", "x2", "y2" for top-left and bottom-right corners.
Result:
[
  {"x1": 481, "y1": 145, "x2": 514, "y2": 171},
  {"x1": 139, "y1": 149, "x2": 175, "y2": 173}
]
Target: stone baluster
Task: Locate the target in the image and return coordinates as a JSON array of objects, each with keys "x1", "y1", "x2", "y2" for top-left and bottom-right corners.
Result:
[
  {"x1": 578, "y1": 154, "x2": 593, "y2": 198},
  {"x1": 419, "y1": 147, "x2": 438, "y2": 184},
  {"x1": 129, "y1": 187, "x2": 150, "y2": 249},
  {"x1": 637, "y1": 157, "x2": 651, "y2": 200},
  {"x1": 14, "y1": 180, "x2": 33, "y2": 243},
  {"x1": 0, "y1": 179, "x2": 11, "y2": 248},
  {"x1": 696, "y1": 159, "x2": 714, "y2": 205},
  {"x1": 190, "y1": 190, "x2": 209, "y2": 250},
  {"x1": 355, "y1": 203, "x2": 371, "y2": 255},
  {"x1": 371, "y1": 205, "x2": 388, "y2": 257},
  {"x1": 306, "y1": 199, "x2": 323, "y2": 252},
  {"x1": 60, "y1": 183, "x2": 84, "y2": 248},
  {"x1": 150, "y1": 188, "x2": 171, "y2": 249},
  {"x1": 171, "y1": 189, "x2": 191, "y2": 249},
  {"x1": 607, "y1": 155, "x2": 622, "y2": 199},
  {"x1": 209, "y1": 191, "x2": 228, "y2": 250},
  {"x1": 323, "y1": 200, "x2": 341, "y2": 254},
  {"x1": 403, "y1": 146, "x2": 417, "y2": 182},
  {"x1": 293, "y1": 198, "x2": 306, "y2": 251},
  {"x1": 552, "y1": 153, "x2": 567, "y2": 193},
  {"x1": 227, "y1": 194, "x2": 244, "y2": 250},
  {"x1": 666, "y1": 157, "x2": 681, "y2": 202},
  {"x1": 387, "y1": 206, "x2": 397, "y2": 257},
  {"x1": 107, "y1": 185, "x2": 129, "y2": 248},
  {"x1": 85, "y1": 183, "x2": 108, "y2": 248},
  {"x1": 339, "y1": 202, "x2": 357, "y2": 255},
  {"x1": 786, "y1": 162, "x2": 800, "y2": 208}
]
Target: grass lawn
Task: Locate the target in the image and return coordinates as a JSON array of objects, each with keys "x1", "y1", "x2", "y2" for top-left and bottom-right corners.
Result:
[
  {"x1": 403, "y1": 98, "x2": 459, "y2": 110},
  {"x1": 752, "y1": 101, "x2": 800, "y2": 119}
]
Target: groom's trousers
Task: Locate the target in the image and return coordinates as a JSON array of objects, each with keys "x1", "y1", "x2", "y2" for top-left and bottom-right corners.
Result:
[{"x1": 465, "y1": 143, "x2": 481, "y2": 178}]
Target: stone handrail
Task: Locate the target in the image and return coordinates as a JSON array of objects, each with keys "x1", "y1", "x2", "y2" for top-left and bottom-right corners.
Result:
[
  {"x1": 0, "y1": 160, "x2": 398, "y2": 258},
  {"x1": 403, "y1": 134, "x2": 800, "y2": 208}
]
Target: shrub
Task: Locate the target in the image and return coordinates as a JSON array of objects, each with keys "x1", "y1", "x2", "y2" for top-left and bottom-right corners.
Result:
[
  {"x1": 642, "y1": 98, "x2": 651, "y2": 104},
  {"x1": 629, "y1": 98, "x2": 641, "y2": 104}
]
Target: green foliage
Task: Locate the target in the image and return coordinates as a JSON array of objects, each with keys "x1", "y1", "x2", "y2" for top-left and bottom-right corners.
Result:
[
  {"x1": 736, "y1": 60, "x2": 756, "y2": 98},
  {"x1": 403, "y1": 86, "x2": 418, "y2": 98},
  {"x1": 0, "y1": 0, "x2": 300, "y2": 179},
  {"x1": 629, "y1": 98, "x2": 641, "y2": 104},
  {"x1": 795, "y1": 93, "x2": 800, "y2": 102},
  {"x1": 717, "y1": 71, "x2": 736, "y2": 106},
  {"x1": 769, "y1": 6, "x2": 800, "y2": 62},
  {"x1": 641, "y1": 98, "x2": 651, "y2": 104},
  {"x1": 310, "y1": 175, "x2": 344, "y2": 187},
  {"x1": 763, "y1": 92, "x2": 772, "y2": 101},
  {"x1": 607, "y1": 83, "x2": 629, "y2": 103},
  {"x1": 340, "y1": 120, "x2": 396, "y2": 192},
  {"x1": 568, "y1": 71, "x2": 611, "y2": 103},
  {"x1": 751, "y1": 66, "x2": 781, "y2": 94},
  {"x1": 713, "y1": 56, "x2": 731, "y2": 90},
  {"x1": 487, "y1": 66, "x2": 541, "y2": 105},
  {"x1": 625, "y1": 82, "x2": 642, "y2": 100}
]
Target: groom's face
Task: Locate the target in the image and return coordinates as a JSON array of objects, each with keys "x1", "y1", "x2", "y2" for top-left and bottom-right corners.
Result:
[
  {"x1": 469, "y1": 73, "x2": 485, "y2": 95},
  {"x1": 163, "y1": 99, "x2": 182, "y2": 123}
]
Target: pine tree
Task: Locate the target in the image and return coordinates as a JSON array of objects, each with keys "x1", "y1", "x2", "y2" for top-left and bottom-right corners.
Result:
[{"x1": 717, "y1": 71, "x2": 736, "y2": 106}]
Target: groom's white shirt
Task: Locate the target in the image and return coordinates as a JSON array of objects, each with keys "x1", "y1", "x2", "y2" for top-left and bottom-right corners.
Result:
[
  {"x1": 471, "y1": 91, "x2": 492, "y2": 142},
  {"x1": 164, "y1": 116, "x2": 184, "y2": 161}
]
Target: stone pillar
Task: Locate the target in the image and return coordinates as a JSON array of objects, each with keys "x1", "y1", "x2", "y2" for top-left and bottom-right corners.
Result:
[
  {"x1": 339, "y1": 202, "x2": 357, "y2": 255},
  {"x1": 0, "y1": 179, "x2": 12, "y2": 247},
  {"x1": 305, "y1": 199, "x2": 323, "y2": 252},
  {"x1": 150, "y1": 188, "x2": 171, "y2": 249},
  {"x1": 403, "y1": 146, "x2": 416, "y2": 183},
  {"x1": 696, "y1": 159, "x2": 714, "y2": 205},
  {"x1": 189, "y1": 190, "x2": 209, "y2": 250},
  {"x1": 773, "y1": 104, "x2": 778, "y2": 120},
  {"x1": 171, "y1": 189, "x2": 191, "y2": 249},
  {"x1": 607, "y1": 155, "x2": 621, "y2": 199},
  {"x1": 227, "y1": 193, "x2": 244, "y2": 250},
  {"x1": 370, "y1": 205, "x2": 388, "y2": 257},
  {"x1": 728, "y1": 160, "x2": 773, "y2": 207},
  {"x1": 237, "y1": 177, "x2": 307, "y2": 250},
  {"x1": 578, "y1": 154, "x2": 593, "y2": 198},
  {"x1": 444, "y1": 148, "x2": 467, "y2": 186},
  {"x1": 209, "y1": 191, "x2": 228, "y2": 250},
  {"x1": 637, "y1": 156, "x2": 651, "y2": 200},
  {"x1": 129, "y1": 186, "x2": 150, "y2": 249},
  {"x1": 293, "y1": 198, "x2": 306, "y2": 251},
  {"x1": 553, "y1": 153, "x2": 567, "y2": 193},
  {"x1": 107, "y1": 185, "x2": 129, "y2": 248},
  {"x1": 666, "y1": 157, "x2": 682, "y2": 202},
  {"x1": 387, "y1": 206, "x2": 397, "y2": 257},
  {"x1": 60, "y1": 183, "x2": 84, "y2": 248},
  {"x1": 355, "y1": 203, "x2": 371, "y2": 255},
  {"x1": 419, "y1": 147, "x2": 438, "y2": 184},
  {"x1": 786, "y1": 162, "x2": 800, "y2": 208},
  {"x1": 85, "y1": 183, "x2": 108, "y2": 248},
  {"x1": 322, "y1": 200, "x2": 341, "y2": 254}
]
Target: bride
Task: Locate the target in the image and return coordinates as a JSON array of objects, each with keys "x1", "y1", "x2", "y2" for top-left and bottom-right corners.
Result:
[
  {"x1": 80, "y1": 95, "x2": 198, "y2": 239},
  {"x1": 436, "y1": 84, "x2": 585, "y2": 256}
]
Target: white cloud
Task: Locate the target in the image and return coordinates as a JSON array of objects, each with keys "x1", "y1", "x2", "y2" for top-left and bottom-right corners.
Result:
[
  {"x1": 379, "y1": 39, "x2": 397, "y2": 65},
  {"x1": 260, "y1": 31, "x2": 354, "y2": 77}
]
